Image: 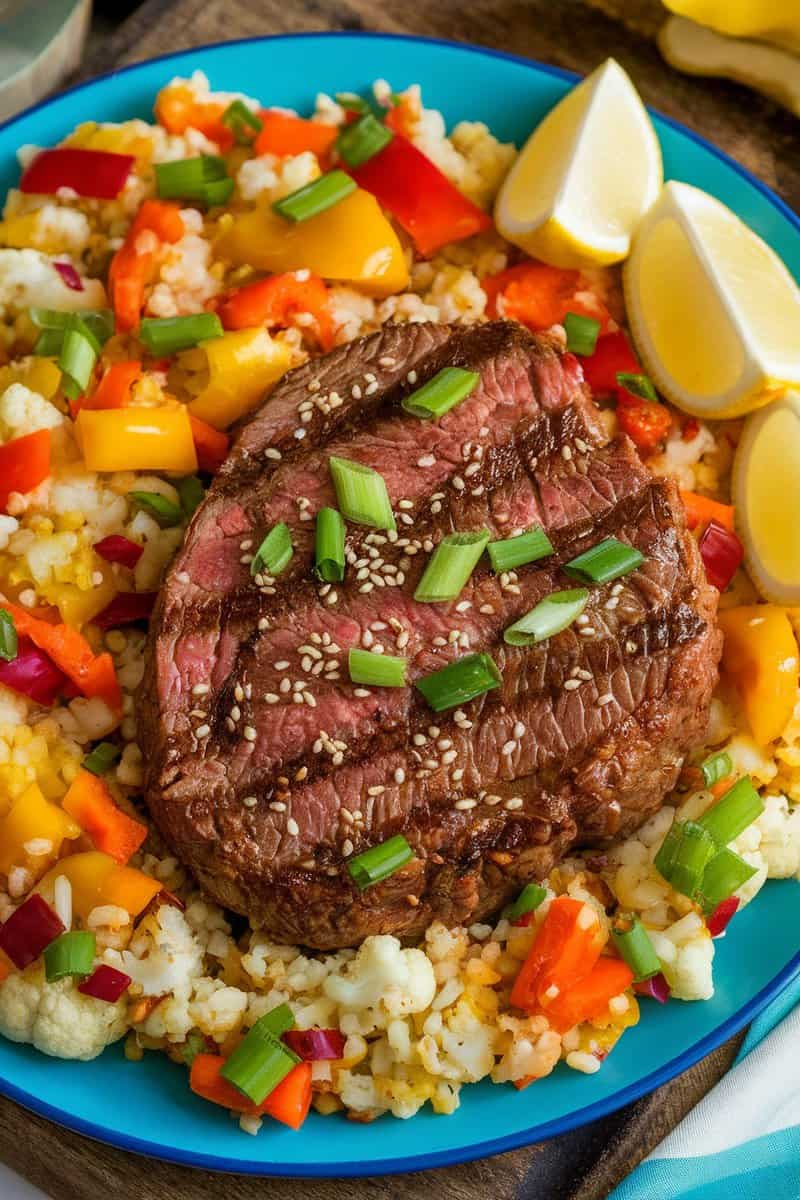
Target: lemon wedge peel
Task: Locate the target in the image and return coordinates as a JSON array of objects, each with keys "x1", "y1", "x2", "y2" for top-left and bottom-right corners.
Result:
[
  {"x1": 494, "y1": 58, "x2": 663, "y2": 269},
  {"x1": 623, "y1": 181, "x2": 800, "y2": 420}
]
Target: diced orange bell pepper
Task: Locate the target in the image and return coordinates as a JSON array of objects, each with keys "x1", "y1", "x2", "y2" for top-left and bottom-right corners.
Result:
[
  {"x1": 35, "y1": 850, "x2": 160, "y2": 922},
  {"x1": 541, "y1": 956, "x2": 634, "y2": 1034},
  {"x1": 75, "y1": 406, "x2": 198, "y2": 473},
  {"x1": 482, "y1": 262, "x2": 611, "y2": 333},
  {"x1": 108, "y1": 200, "x2": 184, "y2": 334},
  {"x1": 0, "y1": 429, "x2": 51, "y2": 511},
  {"x1": 680, "y1": 491, "x2": 736, "y2": 535},
  {"x1": 616, "y1": 391, "x2": 673, "y2": 454},
  {"x1": 719, "y1": 605, "x2": 799, "y2": 744},
  {"x1": 2, "y1": 600, "x2": 122, "y2": 711},
  {"x1": 134, "y1": 199, "x2": 185, "y2": 245},
  {"x1": 0, "y1": 782, "x2": 81, "y2": 875},
  {"x1": 510, "y1": 897, "x2": 606, "y2": 1013},
  {"x1": 190, "y1": 1054, "x2": 259, "y2": 1114},
  {"x1": 261, "y1": 1061, "x2": 313, "y2": 1130},
  {"x1": 215, "y1": 271, "x2": 334, "y2": 349},
  {"x1": 155, "y1": 83, "x2": 233, "y2": 150},
  {"x1": 81, "y1": 361, "x2": 141, "y2": 411},
  {"x1": 62, "y1": 768, "x2": 147, "y2": 864},
  {"x1": 384, "y1": 95, "x2": 419, "y2": 139},
  {"x1": 254, "y1": 110, "x2": 337, "y2": 160},
  {"x1": 190, "y1": 1055, "x2": 312, "y2": 1129},
  {"x1": 189, "y1": 413, "x2": 229, "y2": 474},
  {"x1": 104, "y1": 863, "x2": 162, "y2": 915}
]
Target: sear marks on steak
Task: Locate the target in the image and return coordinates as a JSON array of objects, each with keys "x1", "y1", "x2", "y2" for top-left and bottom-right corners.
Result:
[{"x1": 140, "y1": 321, "x2": 722, "y2": 949}]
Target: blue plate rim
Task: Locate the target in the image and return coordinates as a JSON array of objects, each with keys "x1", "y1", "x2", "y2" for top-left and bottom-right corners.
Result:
[{"x1": 0, "y1": 29, "x2": 798, "y2": 1177}]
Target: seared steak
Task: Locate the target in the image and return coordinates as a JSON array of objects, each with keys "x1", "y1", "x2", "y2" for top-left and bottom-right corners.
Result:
[{"x1": 140, "y1": 320, "x2": 721, "y2": 948}]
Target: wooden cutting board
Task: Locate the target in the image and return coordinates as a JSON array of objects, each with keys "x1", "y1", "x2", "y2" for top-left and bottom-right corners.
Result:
[{"x1": 0, "y1": 2, "x2": 795, "y2": 1196}]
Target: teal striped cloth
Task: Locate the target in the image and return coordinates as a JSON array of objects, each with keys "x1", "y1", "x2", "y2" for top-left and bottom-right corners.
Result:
[{"x1": 611, "y1": 976, "x2": 800, "y2": 1199}]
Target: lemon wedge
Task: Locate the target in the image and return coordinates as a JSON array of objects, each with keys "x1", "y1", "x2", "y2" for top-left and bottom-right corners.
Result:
[
  {"x1": 494, "y1": 58, "x2": 662, "y2": 268},
  {"x1": 624, "y1": 180, "x2": 800, "y2": 419},
  {"x1": 733, "y1": 389, "x2": 800, "y2": 604}
]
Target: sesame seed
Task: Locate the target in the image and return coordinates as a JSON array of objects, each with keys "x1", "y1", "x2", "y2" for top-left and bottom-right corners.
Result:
[
  {"x1": 611, "y1": 583, "x2": 624, "y2": 596},
  {"x1": 176, "y1": 571, "x2": 191, "y2": 585},
  {"x1": 264, "y1": 693, "x2": 279, "y2": 704},
  {"x1": 576, "y1": 613, "x2": 589, "y2": 626},
  {"x1": 504, "y1": 797, "x2": 523, "y2": 810},
  {"x1": 304, "y1": 693, "x2": 317, "y2": 707},
  {"x1": 342, "y1": 838, "x2": 354, "y2": 857},
  {"x1": 359, "y1": 582, "x2": 374, "y2": 593},
  {"x1": 332, "y1": 751, "x2": 344, "y2": 766},
  {"x1": 562, "y1": 445, "x2": 573, "y2": 461},
  {"x1": 195, "y1": 724, "x2": 211, "y2": 737},
  {"x1": 502, "y1": 739, "x2": 517, "y2": 755},
  {"x1": 188, "y1": 709, "x2": 206, "y2": 720},
  {"x1": 597, "y1": 692, "x2": 614, "y2": 705},
  {"x1": 294, "y1": 428, "x2": 306, "y2": 440},
  {"x1": 413, "y1": 733, "x2": 427, "y2": 746},
  {"x1": 230, "y1": 705, "x2": 241, "y2": 721},
  {"x1": 464, "y1": 462, "x2": 481, "y2": 477},
  {"x1": 605, "y1": 597, "x2": 619, "y2": 610},
  {"x1": 396, "y1": 630, "x2": 409, "y2": 649},
  {"x1": 398, "y1": 498, "x2": 414, "y2": 510},
  {"x1": 239, "y1": 554, "x2": 253, "y2": 564},
  {"x1": 279, "y1": 678, "x2": 291, "y2": 693},
  {"x1": 579, "y1": 627, "x2": 596, "y2": 637},
  {"x1": 274, "y1": 660, "x2": 290, "y2": 671},
  {"x1": 441, "y1": 749, "x2": 457, "y2": 765},
  {"x1": 351, "y1": 384, "x2": 362, "y2": 399},
  {"x1": 452, "y1": 768, "x2": 464, "y2": 782},
  {"x1": 326, "y1": 591, "x2": 338, "y2": 605},
  {"x1": 379, "y1": 356, "x2": 396, "y2": 367},
  {"x1": 430, "y1": 500, "x2": 442, "y2": 514},
  {"x1": 394, "y1": 768, "x2": 406, "y2": 784},
  {"x1": 513, "y1": 721, "x2": 525, "y2": 738},
  {"x1": 486, "y1": 794, "x2": 502, "y2": 806},
  {"x1": 407, "y1": 369, "x2": 418, "y2": 384},
  {"x1": 423, "y1": 759, "x2": 438, "y2": 770},
  {"x1": 365, "y1": 381, "x2": 379, "y2": 396},
  {"x1": 418, "y1": 454, "x2": 436, "y2": 467},
  {"x1": 295, "y1": 766, "x2": 308, "y2": 781},
  {"x1": 626, "y1": 640, "x2": 637, "y2": 653},
  {"x1": 225, "y1": 718, "x2": 236, "y2": 732},
  {"x1": 243, "y1": 795, "x2": 257, "y2": 808},
  {"x1": 452, "y1": 476, "x2": 465, "y2": 491},
  {"x1": 287, "y1": 818, "x2": 300, "y2": 836},
  {"x1": 479, "y1": 603, "x2": 494, "y2": 615},
  {"x1": 243, "y1": 726, "x2": 257, "y2": 741},
  {"x1": 399, "y1": 512, "x2": 414, "y2": 526},
  {"x1": 455, "y1": 798, "x2": 477, "y2": 811},
  {"x1": 367, "y1": 785, "x2": 385, "y2": 796},
  {"x1": 192, "y1": 683, "x2": 210, "y2": 696},
  {"x1": 354, "y1": 687, "x2": 371, "y2": 699},
  {"x1": 264, "y1": 447, "x2": 282, "y2": 460},
  {"x1": 575, "y1": 437, "x2": 589, "y2": 453},
  {"x1": 455, "y1": 600, "x2": 471, "y2": 613},
  {"x1": 564, "y1": 679, "x2": 582, "y2": 691}
]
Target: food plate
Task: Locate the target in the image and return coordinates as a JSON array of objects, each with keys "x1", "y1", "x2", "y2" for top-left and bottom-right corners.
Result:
[{"x1": 0, "y1": 31, "x2": 798, "y2": 1177}]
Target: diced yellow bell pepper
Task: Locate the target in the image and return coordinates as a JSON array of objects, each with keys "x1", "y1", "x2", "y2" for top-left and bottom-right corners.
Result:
[
  {"x1": 215, "y1": 188, "x2": 409, "y2": 298},
  {"x1": 40, "y1": 568, "x2": 118, "y2": 629},
  {"x1": 0, "y1": 782, "x2": 81, "y2": 875},
  {"x1": 65, "y1": 120, "x2": 155, "y2": 160},
  {"x1": 188, "y1": 328, "x2": 293, "y2": 429},
  {"x1": 35, "y1": 850, "x2": 162, "y2": 922},
  {"x1": 0, "y1": 357, "x2": 61, "y2": 400},
  {"x1": 75, "y1": 406, "x2": 198, "y2": 473},
  {"x1": 0, "y1": 212, "x2": 79, "y2": 256},
  {"x1": 719, "y1": 604, "x2": 800, "y2": 744}
]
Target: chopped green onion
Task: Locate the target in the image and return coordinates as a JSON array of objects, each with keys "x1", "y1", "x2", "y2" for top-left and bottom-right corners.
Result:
[
  {"x1": 176, "y1": 475, "x2": 205, "y2": 518},
  {"x1": 401, "y1": 367, "x2": 479, "y2": 421},
  {"x1": 221, "y1": 99, "x2": 263, "y2": 142},
  {"x1": 504, "y1": 883, "x2": 547, "y2": 923},
  {"x1": 487, "y1": 526, "x2": 553, "y2": 573},
  {"x1": 697, "y1": 776, "x2": 764, "y2": 846},
  {"x1": 0, "y1": 608, "x2": 17, "y2": 662},
  {"x1": 564, "y1": 537, "x2": 644, "y2": 584},
  {"x1": 315, "y1": 507, "x2": 345, "y2": 582},
  {"x1": 414, "y1": 530, "x2": 489, "y2": 604},
  {"x1": 348, "y1": 647, "x2": 407, "y2": 688},
  {"x1": 30, "y1": 307, "x2": 114, "y2": 345},
  {"x1": 616, "y1": 372, "x2": 658, "y2": 401},
  {"x1": 180, "y1": 1031, "x2": 206, "y2": 1067},
  {"x1": 260, "y1": 1002, "x2": 295, "y2": 1037},
  {"x1": 139, "y1": 313, "x2": 223, "y2": 355},
  {"x1": 611, "y1": 913, "x2": 661, "y2": 982},
  {"x1": 58, "y1": 315, "x2": 100, "y2": 401},
  {"x1": 335, "y1": 93, "x2": 372, "y2": 114},
  {"x1": 251, "y1": 522, "x2": 293, "y2": 577},
  {"x1": 34, "y1": 328, "x2": 65, "y2": 357},
  {"x1": 83, "y1": 742, "x2": 120, "y2": 776},
  {"x1": 329, "y1": 456, "x2": 395, "y2": 531},
  {"x1": 220, "y1": 1018, "x2": 299, "y2": 1103},
  {"x1": 564, "y1": 312, "x2": 601, "y2": 356},
  {"x1": 155, "y1": 156, "x2": 234, "y2": 207},
  {"x1": 336, "y1": 112, "x2": 393, "y2": 168},
  {"x1": 416, "y1": 652, "x2": 501, "y2": 712},
  {"x1": 697, "y1": 848, "x2": 757, "y2": 913},
  {"x1": 503, "y1": 588, "x2": 589, "y2": 646},
  {"x1": 128, "y1": 491, "x2": 183, "y2": 528},
  {"x1": 43, "y1": 930, "x2": 95, "y2": 982},
  {"x1": 654, "y1": 819, "x2": 716, "y2": 897},
  {"x1": 347, "y1": 834, "x2": 414, "y2": 890},
  {"x1": 700, "y1": 750, "x2": 733, "y2": 789},
  {"x1": 272, "y1": 170, "x2": 356, "y2": 223}
]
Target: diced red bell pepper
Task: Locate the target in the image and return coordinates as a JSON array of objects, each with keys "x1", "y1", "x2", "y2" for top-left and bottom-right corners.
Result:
[
  {"x1": 616, "y1": 390, "x2": 673, "y2": 453},
  {"x1": 510, "y1": 896, "x2": 606, "y2": 1014},
  {"x1": 215, "y1": 271, "x2": 334, "y2": 349},
  {"x1": 579, "y1": 331, "x2": 641, "y2": 395},
  {"x1": 349, "y1": 132, "x2": 492, "y2": 257},
  {"x1": 92, "y1": 592, "x2": 157, "y2": 629},
  {"x1": 20, "y1": 148, "x2": 134, "y2": 199},
  {"x1": 541, "y1": 956, "x2": 634, "y2": 1033},
  {"x1": 483, "y1": 263, "x2": 610, "y2": 334},
  {"x1": 81, "y1": 361, "x2": 141, "y2": 411},
  {"x1": 699, "y1": 520, "x2": 744, "y2": 592},
  {"x1": 707, "y1": 896, "x2": 740, "y2": 937},
  {"x1": 189, "y1": 414, "x2": 229, "y2": 474},
  {"x1": 680, "y1": 491, "x2": 736, "y2": 535},
  {"x1": 0, "y1": 429, "x2": 51, "y2": 511},
  {"x1": 254, "y1": 110, "x2": 337, "y2": 160},
  {"x1": 108, "y1": 201, "x2": 184, "y2": 334},
  {"x1": 0, "y1": 894, "x2": 64, "y2": 969},
  {"x1": 94, "y1": 534, "x2": 144, "y2": 570},
  {"x1": 2, "y1": 600, "x2": 122, "y2": 710},
  {"x1": 78, "y1": 964, "x2": 132, "y2": 1002}
]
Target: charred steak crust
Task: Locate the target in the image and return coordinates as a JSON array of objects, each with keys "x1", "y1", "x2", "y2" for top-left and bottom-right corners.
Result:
[{"x1": 140, "y1": 321, "x2": 722, "y2": 949}]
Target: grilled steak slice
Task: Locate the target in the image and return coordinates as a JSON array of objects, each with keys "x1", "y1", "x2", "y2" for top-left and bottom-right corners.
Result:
[{"x1": 140, "y1": 320, "x2": 721, "y2": 948}]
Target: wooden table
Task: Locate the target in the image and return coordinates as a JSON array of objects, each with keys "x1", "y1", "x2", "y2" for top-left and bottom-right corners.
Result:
[{"x1": 1, "y1": 2, "x2": 796, "y2": 1196}]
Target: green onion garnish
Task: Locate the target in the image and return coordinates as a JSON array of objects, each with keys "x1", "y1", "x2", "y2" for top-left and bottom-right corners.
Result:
[
  {"x1": 220, "y1": 1017, "x2": 299, "y2": 1103},
  {"x1": 697, "y1": 848, "x2": 757, "y2": 913},
  {"x1": 611, "y1": 913, "x2": 661, "y2": 982},
  {"x1": 30, "y1": 307, "x2": 114, "y2": 345},
  {"x1": 487, "y1": 527, "x2": 553, "y2": 573},
  {"x1": 616, "y1": 372, "x2": 658, "y2": 401},
  {"x1": 697, "y1": 776, "x2": 764, "y2": 846},
  {"x1": 329, "y1": 456, "x2": 395, "y2": 531},
  {"x1": 348, "y1": 647, "x2": 407, "y2": 688},
  {"x1": 260, "y1": 1002, "x2": 295, "y2": 1037},
  {"x1": 221, "y1": 99, "x2": 263, "y2": 142},
  {"x1": 699, "y1": 750, "x2": 733, "y2": 789},
  {"x1": 315, "y1": 507, "x2": 345, "y2": 582},
  {"x1": 83, "y1": 742, "x2": 120, "y2": 776},
  {"x1": 564, "y1": 537, "x2": 644, "y2": 584},
  {"x1": 139, "y1": 313, "x2": 223, "y2": 356},
  {"x1": 272, "y1": 170, "x2": 356, "y2": 223},
  {"x1": 336, "y1": 112, "x2": 393, "y2": 168},
  {"x1": 176, "y1": 475, "x2": 205, "y2": 518},
  {"x1": 0, "y1": 608, "x2": 17, "y2": 662},
  {"x1": 654, "y1": 819, "x2": 716, "y2": 897},
  {"x1": 43, "y1": 930, "x2": 95, "y2": 982},
  {"x1": 335, "y1": 93, "x2": 372, "y2": 114},
  {"x1": 251, "y1": 522, "x2": 293, "y2": 577},
  {"x1": 504, "y1": 883, "x2": 547, "y2": 923},
  {"x1": 128, "y1": 491, "x2": 183, "y2": 528},
  {"x1": 401, "y1": 367, "x2": 480, "y2": 421},
  {"x1": 155, "y1": 155, "x2": 234, "y2": 207},
  {"x1": 347, "y1": 834, "x2": 414, "y2": 890},
  {"x1": 416, "y1": 651, "x2": 501, "y2": 712},
  {"x1": 34, "y1": 328, "x2": 65, "y2": 357},
  {"x1": 564, "y1": 312, "x2": 601, "y2": 356},
  {"x1": 503, "y1": 588, "x2": 589, "y2": 646},
  {"x1": 58, "y1": 315, "x2": 100, "y2": 401},
  {"x1": 413, "y1": 530, "x2": 489, "y2": 604}
]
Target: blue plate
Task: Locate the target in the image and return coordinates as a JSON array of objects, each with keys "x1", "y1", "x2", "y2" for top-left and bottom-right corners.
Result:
[{"x1": 0, "y1": 32, "x2": 798, "y2": 1178}]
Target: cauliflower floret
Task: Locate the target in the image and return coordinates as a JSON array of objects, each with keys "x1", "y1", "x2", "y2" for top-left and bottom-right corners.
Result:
[
  {"x1": 121, "y1": 904, "x2": 205, "y2": 997},
  {"x1": 754, "y1": 794, "x2": 800, "y2": 878},
  {"x1": 0, "y1": 248, "x2": 106, "y2": 317},
  {"x1": 324, "y1": 935, "x2": 436, "y2": 1019},
  {"x1": 0, "y1": 964, "x2": 127, "y2": 1060},
  {"x1": 0, "y1": 382, "x2": 64, "y2": 441}
]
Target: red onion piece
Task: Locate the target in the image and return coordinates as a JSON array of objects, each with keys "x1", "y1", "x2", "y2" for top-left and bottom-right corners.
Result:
[
  {"x1": 20, "y1": 148, "x2": 134, "y2": 199},
  {"x1": 0, "y1": 636, "x2": 67, "y2": 704},
  {"x1": 707, "y1": 896, "x2": 740, "y2": 938},
  {"x1": 78, "y1": 964, "x2": 131, "y2": 1003},
  {"x1": 699, "y1": 520, "x2": 743, "y2": 592},
  {"x1": 283, "y1": 1028, "x2": 346, "y2": 1061},
  {"x1": 94, "y1": 534, "x2": 144, "y2": 570},
  {"x1": 0, "y1": 894, "x2": 65, "y2": 969},
  {"x1": 53, "y1": 261, "x2": 84, "y2": 291},
  {"x1": 92, "y1": 591, "x2": 157, "y2": 629},
  {"x1": 513, "y1": 910, "x2": 537, "y2": 928},
  {"x1": 633, "y1": 972, "x2": 671, "y2": 1004}
]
